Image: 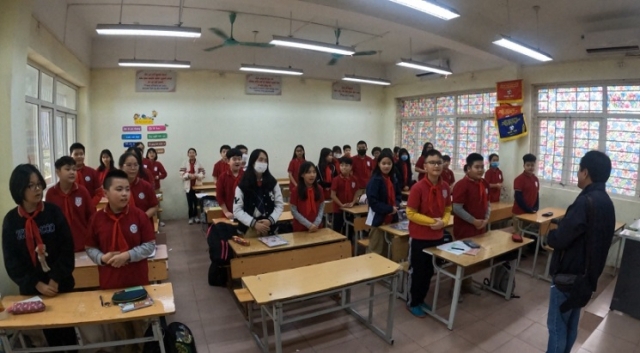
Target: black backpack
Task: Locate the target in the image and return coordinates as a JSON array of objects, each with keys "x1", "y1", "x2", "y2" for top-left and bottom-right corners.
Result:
[
  {"x1": 207, "y1": 222, "x2": 236, "y2": 287},
  {"x1": 143, "y1": 322, "x2": 197, "y2": 353},
  {"x1": 484, "y1": 261, "x2": 519, "y2": 298}
]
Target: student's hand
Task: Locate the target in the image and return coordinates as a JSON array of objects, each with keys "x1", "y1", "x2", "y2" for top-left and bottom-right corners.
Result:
[
  {"x1": 472, "y1": 219, "x2": 484, "y2": 229},
  {"x1": 189, "y1": 174, "x2": 196, "y2": 180},
  {"x1": 430, "y1": 219, "x2": 444, "y2": 230},
  {"x1": 309, "y1": 224, "x2": 318, "y2": 233},
  {"x1": 254, "y1": 221, "x2": 270, "y2": 235},
  {"x1": 481, "y1": 219, "x2": 489, "y2": 228},
  {"x1": 403, "y1": 186, "x2": 409, "y2": 191},
  {"x1": 391, "y1": 207, "x2": 398, "y2": 215},
  {"x1": 224, "y1": 211, "x2": 234, "y2": 219},
  {"x1": 342, "y1": 203, "x2": 353, "y2": 209},
  {"x1": 101, "y1": 251, "x2": 120, "y2": 264},
  {"x1": 48, "y1": 279, "x2": 59, "y2": 292},
  {"x1": 36, "y1": 282, "x2": 57, "y2": 297},
  {"x1": 496, "y1": 183, "x2": 502, "y2": 189},
  {"x1": 108, "y1": 252, "x2": 131, "y2": 268},
  {"x1": 155, "y1": 176, "x2": 159, "y2": 180}
]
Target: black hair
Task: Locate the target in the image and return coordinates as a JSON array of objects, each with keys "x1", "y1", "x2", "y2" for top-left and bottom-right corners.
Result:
[
  {"x1": 220, "y1": 145, "x2": 231, "y2": 153},
  {"x1": 226, "y1": 148, "x2": 243, "y2": 159},
  {"x1": 332, "y1": 145, "x2": 342, "y2": 154},
  {"x1": 343, "y1": 144, "x2": 351, "y2": 151},
  {"x1": 291, "y1": 145, "x2": 306, "y2": 160},
  {"x1": 135, "y1": 142, "x2": 144, "y2": 149},
  {"x1": 9, "y1": 164, "x2": 46, "y2": 205},
  {"x1": 69, "y1": 142, "x2": 85, "y2": 154},
  {"x1": 103, "y1": 169, "x2": 129, "y2": 189},
  {"x1": 466, "y1": 153, "x2": 484, "y2": 168},
  {"x1": 338, "y1": 156, "x2": 353, "y2": 165},
  {"x1": 464, "y1": 165, "x2": 468, "y2": 173},
  {"x1": 523, "y1": 153, "x2": 537, "y2": 164},
  {"x1": 55, "y1": 156, "x2": 76, "y2": 170},
  {"x1": 372, "y1": 150, "x2": 395, "y2": 176},
  {"x1": 397, "y1": 148, "x2": 412, "y2": 169},
  {"x1": 371, "y1": 147, "x2": 382, "y2": 156},
  {"x1": 357, "y1": 140, "x2": 367, "y2": 148},
  {"x1": 420, "y1": 142, "x2": 434, "y2": 157},
  {"x1": 317, "y1": 148, "x2": 332, "y2": 175},
  {"x1": 489, "y1": 153, "x2": 499, "y2": 162},
  {"x1": 235, "y1": 144, "x2": 248, "y2": 152},
  {"x1": 579, "y1": 150, "x2": 611, "y2": 183},
  {"x1": 188, "y1": 148, "x2": 197, "y2": 155},
  {"x1": 125, "y1": 147, "x2": 149, "y2": 179},
  {"x1": 442, "y1": 155, "x2": 451, "y2": 162},
  {"x1": 238, "y1": 149, "x2": 277, "y2": 193},
  {"x1": 146, "y1": 148, "x2": 159, "y2": 161},
  {"x1": 425, "y1": 149, "x2": 443, "y2": 160},
  {"x1": 393, "y1": 146, "x2": 400, "y2": 154},
  {"x1": 98, "y1": 149, "x2": 115, "y2": 172},
  {"x1": 297, "y1": 161, "x2": 321, "y2": 202}
]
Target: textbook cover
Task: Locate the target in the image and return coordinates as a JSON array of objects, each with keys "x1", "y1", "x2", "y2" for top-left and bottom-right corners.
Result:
[{"x1": 258, "y1": 235, "x2": 288, "y2": 247}]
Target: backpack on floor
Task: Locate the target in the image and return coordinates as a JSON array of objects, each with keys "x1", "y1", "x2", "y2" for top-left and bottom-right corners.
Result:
[
  {"x1": 483, "y1": 261, "x2": 518, "y2": 298},
  {"x1": 207, "y1": 222, "x2": 236, "y2": 287},
  {"x1": 143, "y1": 321, "x2": 197, "y2": 353}
]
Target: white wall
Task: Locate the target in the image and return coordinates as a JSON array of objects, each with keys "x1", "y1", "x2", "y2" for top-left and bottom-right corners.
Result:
[{"x1": 89, "y1": 69, "x2": 387, "y2": 220}]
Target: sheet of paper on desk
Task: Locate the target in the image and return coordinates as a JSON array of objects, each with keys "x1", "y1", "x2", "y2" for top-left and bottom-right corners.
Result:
[
  {"x1": 195, "y1": 193, "x2": 209, "y2": 199},
  {"x1": 258, "y1": 235, "x2": 288, "y2": 247},
  {"x1": 619, "y1": 229, "x2": 640, "y2": 238},
  {"x1": 436, "y1": 241, "x2": 471, "y2": 255},
  {"x1": 390, "y1": 220, "x2": 409, "y2": 231}
]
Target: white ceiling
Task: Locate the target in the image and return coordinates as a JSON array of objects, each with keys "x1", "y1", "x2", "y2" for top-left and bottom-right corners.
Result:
[{"x1": 30, "y1": 0, "x2": 640, "y2": 83}]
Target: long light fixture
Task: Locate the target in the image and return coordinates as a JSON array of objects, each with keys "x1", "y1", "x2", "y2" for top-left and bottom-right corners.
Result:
[
  {"x1": 240, "y1": 64, "x2": 303, "y2": 76},
  {"x1": 118, "y1": 59, "x2": 191, "y2": 68},
  {"x1": 343, "y1": 74, "x2": 390, "y2": 86},
  {"x1": 96, "y1": 24, "x2": 201, "y2": 38},
  {"x1": 493, "y1": 35, "x2": 552, "y2": 62},
  {"x1": 396, "y1": 58, "x2": 452, "y2": 75},
  {"x1": 270, "y1": 35, "x2": 355, "y2": 55},
  {"x1": 389, "y1": 0, "x2": 460, "y2": 20}
]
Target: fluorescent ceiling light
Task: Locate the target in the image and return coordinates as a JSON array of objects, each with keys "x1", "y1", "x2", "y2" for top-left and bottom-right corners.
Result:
[
  {"x1": 493, "y1": 35, "x2": 553, "y2": 62},
  {"x1": 270, "y1": 35, "x2": 355, "y2": 55},
  {"x1": 118, "y1": 59, "x2": 191, "y2": 68},
  {"x1": 396, "y1": 58, "x2": 452, "y2": 75},
  {"x1": 240, "y1": 64, "x2": 303, "y2": 76},
  {"x1": 97, "y1": 24, "x2": 201, "y2": 38},
  {"x1": 343, "y1": 74, "x2": 390, "y2": 86},
  {"x1": 389, "y1": 0, "x2": 460, "y2": 20}
]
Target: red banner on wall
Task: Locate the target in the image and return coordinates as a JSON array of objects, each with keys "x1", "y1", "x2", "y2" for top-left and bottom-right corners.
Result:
[{"x1": 496, "y1": 79, "x2": 523, "y2": 103}]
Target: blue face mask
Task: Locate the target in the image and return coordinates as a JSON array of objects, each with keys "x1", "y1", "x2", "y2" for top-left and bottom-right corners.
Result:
[
  {"x1": 490, "y1": 162, "x2": 499, "y2": 168},
  {"x1": 401, "y1": 155, "x2": 408, "y2": 161}
]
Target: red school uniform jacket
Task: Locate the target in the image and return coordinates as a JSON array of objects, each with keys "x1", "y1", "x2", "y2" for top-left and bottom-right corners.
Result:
[
  {"x1": 290, "y1": 185, "x2": 325, "y2": 232},
  {"x1": 352, "y1": 155, "x2": 374, "y2": 189},
  {"x1": 287, "y1": 158, "x2": 305, "y2": 181},
  {"x1": 129, "y1": 178, "x2": 159, "y2": 226},
  {"x1": 97, "y1": 168, "x2": 110, "y2": 188},
  {"x1": 408, "y1": 178, "x2": 452, "y2": 241},
  {"x1": 441, "y1": 168, "x2": 455, "y2": 187},
  {"x1": 415, "y1": 156, "x2": 426, "y2": 181},
  {"x1": 86, "y1": 205, "x2": 155, "y2": 290},
  {"x1": 512, "y1": 172, "x2": 540, "y2": 215},
  {"x1": 147, "y1": 159, "x2": 168, "y2": 190},
  {"x1": 212, "y1": 159, "x2": 230, "y2": 181},
  {"x1": 331, "y1": 174, "x2": 357, "y2": 212},
  {"x1": 484, "y1": 167, "x2": 503, "y2": 203},
  {"x1": 452, "y1": 176, "x2": 489, "y2": 240},
  {"x1": 76, "y1": 165, "x2": 102, "y2": 206},
  {"x1": 216, "y1": 169, "x2": 244, "y2": 212},
  {"x1": 45, "y1": 183, "x2": 96, "y2": 252}
]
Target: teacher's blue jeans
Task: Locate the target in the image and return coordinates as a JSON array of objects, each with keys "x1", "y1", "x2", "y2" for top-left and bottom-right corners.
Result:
[{"x1": 547, "y1": 285, "x2": 580, "y2": 353}]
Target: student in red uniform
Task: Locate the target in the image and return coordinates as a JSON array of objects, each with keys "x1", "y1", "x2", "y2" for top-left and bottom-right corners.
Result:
[
  {"x1": 136, "y1": 142, "x2": 153, "y2": 175},
  {"x1": 512, "y1": 154, "x2": 540, "y2": 229},
  {"x1": 343, "y1": 144, "x2": 352, "y2": 158},
  {"x1": 145, "y1": 148, "x2": 167, "y2": 191},
  {"x1": 371, "y1": 147, "x2": 382, "y2": 160},
  {"x1": 287, "y1": 145, "x2": 306, "y2": 188},
  {"x1": 414, "y1": 142, "x2": 434, "y2": 181},
  {"x1": 235, "y1": 144, "x2": 249, "y2": 171},
  {"x1": 452, "y1": 153, "x2": 490, "y2": 296},
  {"x1": 290, "y1": 162, "x2": 324, "y2": 232},
  {"x1": 119, "y1": 152, "x2": 159, "y2": 227},
  {"x1": 406, "y1": 149, "x2": 452, "y2": 317},
  {"x1": 331, "y1": 157, "x2": 358, "y2": 236},
  {"x1": 212, "y1": 144, "x2": 231, "y2": 183},
  {"x1": 317, "y1": 148, "x2": 337, "y2": 199},
  {"x1": 366, "y1": 150, "x2": 401, "y2": 255},
  {"x1": 441, "y1": 155, "x2": 455, "y2": 188},
  {"x1": 127, "y1": 146, "x2": 156, "y2": 189},
  {"x1": 484, "y1": 153, "x2": 503, "y2": 203},
  {"x1": 393, "y1": 146, "x2": 401, "y2": 162},
  {"x1": 352, "y1": 140, "x2": 375, "y2": 189},
  {"x1": 395, "y1": 148, "x2": 413, "y2": 191},
  {"x1": 45, "y1": 156, "x2": 95, "y2": 252},
  {"x1": 71, "y1": 142, "x2": 102, "y2": 206},
  {"x1": 97, "y1": 149, "x2": 114, "y2": 187},
  {"x1": 332, "y1": 145, "x2": 343, "y2": 170},
  {"x1": 216, "y1": 148, "x2": 244, "y2": 219}
]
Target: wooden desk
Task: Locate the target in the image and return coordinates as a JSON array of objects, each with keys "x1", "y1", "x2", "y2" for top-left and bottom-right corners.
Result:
[
  {"x1": 73, "y1": 245, "x2": 169, "y2": 289},
  {"x1": 242, "y1": 254, "x2": 400, "y2": 353},
  {"x1": 206, "y1": 205, "x2": 291, "y2": 224},
  {"x1": 193, "y1": 184, "x2": 216, "y2": 192},
  {"x1": 0, "y1": 283, "x2": 175, "y2": 353},
  {"x1": 229, "y1": 228, "x2": 345, "y2": 257},
  {"x1": 424, "y1": 230, "x2": 533, "y2": 330},
  {"x1": 343, "y1": 204, "x2": 369, "y2": 250},
  {"x1": 488, "y1": 202, "x2": 513, "y2": 228},
  {"x1": 515, "y1": 207, "x2": 566, "y2": 276},
  {"x1": 210, "y1": 211, "x2": 294, "y2": 226}
]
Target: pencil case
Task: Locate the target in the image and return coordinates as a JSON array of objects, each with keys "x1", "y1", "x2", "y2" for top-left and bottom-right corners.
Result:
[{"x1": 8, "y1": 300, "x2": 45, "y2": 314}]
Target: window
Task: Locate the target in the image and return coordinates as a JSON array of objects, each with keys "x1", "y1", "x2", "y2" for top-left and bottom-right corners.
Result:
[
  {"x1": 534, "y1": 83, "x2": 640, "y2": 197},
  {"x1": 25, "y1": 64, "x2": 78, "y2": 186},
  {"x1": 398, "y1": 91, "x2": 498, "y2": 169}
]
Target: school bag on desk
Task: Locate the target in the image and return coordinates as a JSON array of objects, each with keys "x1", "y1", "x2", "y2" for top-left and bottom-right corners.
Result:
[{"x1": 206, "y1": 222, "x2": 236, "y2": 287}]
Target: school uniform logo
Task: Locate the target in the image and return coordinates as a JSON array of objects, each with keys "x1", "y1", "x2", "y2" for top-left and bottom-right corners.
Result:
[
  {"x1": 75, "y1": 197, "x2": 82, "y2": 207},
  {"x1": 130, "y1": 224, "x2": 138, "y2": 233},
  {"x1": 366, "y1": 161, "x2": 371, "y2": 167},
  {"x1": 85, "y1": 176, "x2": 91, "y2": 182},
  {"x1": 499, "y1": 175, "x2": 502, "y2": 180},
  {"x1": 535, "y1": 181, "x2": 539, "y2": 187},
  {"x1": 144, "y1": 165, "x2": 148, "y2": 168},
  {"x1": 154, "y1": 167, "x2": 158, "y2": 172},
  {"x1": 442, "y1": 189, "x2": 448, "y2": 198},
  {"x1": 138, "y1": 192, "x2": 145, "y2": 199},
  {"x1": 351, "y1": 182, "x2": 356, "y2": 188}
]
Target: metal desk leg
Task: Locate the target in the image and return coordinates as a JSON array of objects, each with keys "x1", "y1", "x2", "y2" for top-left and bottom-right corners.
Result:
[
  {"x1": 447, "y1": 266, "x2": 463, "y2": 330},
  {"x1": 530, "y1": 230, "x2": 542, "y2": 277},
  {"x1": 0, "y1": 329, "x2": 12, "y2": 353},
  {"x1": 614, "y1": 237, "x2": 625, "y2": 277},
  {"x1": 505, "y1": 250, "x2": 520, "y2": 300},
  {"x1": 368, "y1": 281, "x2": 375, "y2": 324},
  {"x1": 260, "y1": 306, "x2": 269, "y2": 353},
  {"x1": 151, "y1": 319, "x2": 167, "y2": 353},
  {"x1": 385, "y1": 273, "x2": 398, "y2": 343},
  {"x1": 274, "y1": 303, "x2": 284, "y2": 353},
  {"x1": 384, "y1": 231, "x2": 392, "y2": 260}
]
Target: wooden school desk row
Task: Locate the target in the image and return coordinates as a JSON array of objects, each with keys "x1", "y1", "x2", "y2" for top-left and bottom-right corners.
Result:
[{"x1": 192, "y1": 178, "x2": 291, "y2": 192}]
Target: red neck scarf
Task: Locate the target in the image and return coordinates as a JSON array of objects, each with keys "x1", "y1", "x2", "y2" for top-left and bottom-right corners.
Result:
[
  {"x1": 17, "y1": 202, "x2": 45, "y2": 267},
  {"x1": 76, "y1": 167, "x2": 85, "y2": 186},
  {"x1": 104, "y1": 205, "x2": 130, "y2": 252},
  {"x1": 383, "y1": 175, "x2": 395, "y2": 224},
  {"x1": 189, "y1": 161, "x2": 196, "y2": 186},
  {"x1": 325, "y1": 165, "x2": 333, "y2": 185},
  {"x1": 304, "y1": 186, "x2": 317, "y2": 216},
  {"x1": 469, "y1": 176, "x2": 488, "y2": 207},
  {"x1": 423, "y1": 177, "x2": 444, "y2": 216},
  {"x1": 402, "y1": 164, "x2": 408, "y2": 187},
  {"x1": 128, "y1": 178, "x2": 138, "y2": 209},
  {"x1": 57, "y1": 183, "x2": 78, "y2": 222}
]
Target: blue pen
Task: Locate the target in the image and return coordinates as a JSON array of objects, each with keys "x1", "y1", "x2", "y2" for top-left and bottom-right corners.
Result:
[{"x1": 451, "y1": 247, "x2": 465, "y2": 251}]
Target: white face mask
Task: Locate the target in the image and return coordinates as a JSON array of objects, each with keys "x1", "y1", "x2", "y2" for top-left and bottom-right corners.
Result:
[
  {"x1": 334, "y1": 153, "x2": 342, "y2": 159},
  {"x1": 254, "y1": 162, "x2": 268, "y2": 173}
]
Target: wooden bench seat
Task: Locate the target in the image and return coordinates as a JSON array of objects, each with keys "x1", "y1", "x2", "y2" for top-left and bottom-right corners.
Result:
[{"x1": 234, "y1": 288, "x2": 254, "y2": 303}]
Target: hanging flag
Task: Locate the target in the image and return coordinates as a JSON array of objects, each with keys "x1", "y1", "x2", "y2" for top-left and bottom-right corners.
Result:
[
  {"x1": 496, "y1": 79, "x2": 523, "y2": 103},
  {"x1": 495, "y1": 105, "x2": 528, "y2": 141}
]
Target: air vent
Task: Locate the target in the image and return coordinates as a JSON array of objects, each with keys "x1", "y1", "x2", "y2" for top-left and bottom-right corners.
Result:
[{"x1": 586, "y1": 46, "x2": 640, "y2": 54}]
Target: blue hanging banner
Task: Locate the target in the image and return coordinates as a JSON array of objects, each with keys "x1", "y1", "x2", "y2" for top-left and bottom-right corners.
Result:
[{"x1": 495, "y1": 105, "x2": 528, "y2": 142}]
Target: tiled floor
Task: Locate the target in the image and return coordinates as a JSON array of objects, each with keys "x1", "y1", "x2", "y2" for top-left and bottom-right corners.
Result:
[{"x1": 160, "y1": 220, "x2": 640, "y2": 353}]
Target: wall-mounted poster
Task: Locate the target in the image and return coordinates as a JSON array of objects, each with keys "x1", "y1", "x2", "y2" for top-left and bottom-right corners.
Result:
[
  {"x1": 332, "y1": 82, "x2": 361, "y2": 101},
  {"x1": 495, "y1": 105, "x2": 528, "y2": 141},
  {"x1": 245, "y1": 74, "x2": 282, "y2": 95},
  {"x1": 133, "y1": 110, "x2": 158, "y2": 125},
  {"x1": 135, "y1": 70, "x2": 176, "y2": 92}
]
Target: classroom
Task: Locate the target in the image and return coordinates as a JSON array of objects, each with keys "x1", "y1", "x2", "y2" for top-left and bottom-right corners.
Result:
[{"x1": 2, "y1": 1, "x2": 640, "y2": 352}]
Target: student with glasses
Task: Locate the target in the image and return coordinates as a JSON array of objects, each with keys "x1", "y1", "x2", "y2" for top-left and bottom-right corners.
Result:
[
  {"x1": 2, "y1": 164, "x2": 77, "y2": 349},
  {"x1": 119, "y1": 151, "x2": 158, "y2": 228}
]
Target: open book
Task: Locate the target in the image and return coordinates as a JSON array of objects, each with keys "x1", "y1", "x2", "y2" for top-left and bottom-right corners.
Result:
[{"x1": 258, "y1": 235, "x2": 289, "y2": 247}]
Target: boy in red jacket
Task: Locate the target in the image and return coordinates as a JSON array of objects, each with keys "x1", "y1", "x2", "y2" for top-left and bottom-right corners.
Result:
[
  {"x1": 330, "y1": 157, "x2": 359, "y2": 237},
  {"x1": 216, "y1": 148, "x2": 244, "y2": 219},
  {"x1": 70, "y1": 142, "x2": 102, "y2": 206},
  {"x1": 352, "y1": 140, "x2": 374, "y2": 189},
  {"x1": 212, "y1": 144, "x2": 231, "y2": 182}
]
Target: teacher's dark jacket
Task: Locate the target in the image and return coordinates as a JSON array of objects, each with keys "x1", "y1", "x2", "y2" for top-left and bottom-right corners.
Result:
[{"x1": 365, "y1": 172, "x2": 402, "y2": 227}]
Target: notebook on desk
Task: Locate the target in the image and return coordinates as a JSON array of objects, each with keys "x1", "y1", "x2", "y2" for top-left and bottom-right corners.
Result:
[{"x1": 258, "y1": 235, "x2": 289, "y2": 247}]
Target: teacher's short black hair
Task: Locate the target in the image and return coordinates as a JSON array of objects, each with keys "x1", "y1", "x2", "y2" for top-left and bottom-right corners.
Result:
[{"x1": 579, "y1": 150, "x2": 611, "y2": 183}]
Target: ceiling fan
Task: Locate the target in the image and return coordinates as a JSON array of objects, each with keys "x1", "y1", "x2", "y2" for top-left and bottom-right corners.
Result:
[
  {"x1": 203, "y1": 12, "x2": 274, "y2": 52},
  {"x1": 327, "y1": 28, "x2": 377, "y2": 65}
]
